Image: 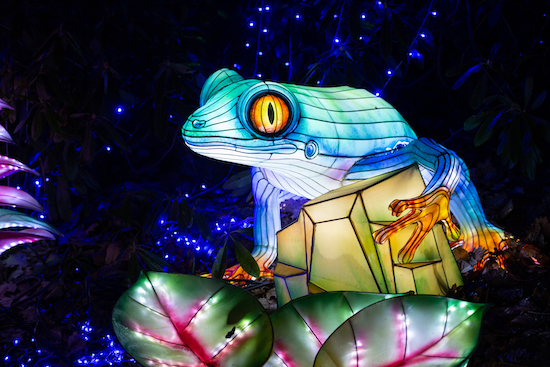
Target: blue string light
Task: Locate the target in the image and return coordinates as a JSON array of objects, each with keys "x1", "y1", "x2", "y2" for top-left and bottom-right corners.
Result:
[{"x1": 116, "y1": 106, "x2": 123, "y2": 114}]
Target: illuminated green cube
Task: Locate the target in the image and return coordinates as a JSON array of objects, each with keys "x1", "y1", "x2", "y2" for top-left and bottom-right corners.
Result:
[{"x1": 274, "y1": 165, "x2": 463, "y2": 306}]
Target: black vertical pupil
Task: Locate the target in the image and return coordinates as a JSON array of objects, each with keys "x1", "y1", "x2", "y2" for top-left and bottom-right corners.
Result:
[{"x1": 267, "y1": 103, "x2": 275, "y2": 124}]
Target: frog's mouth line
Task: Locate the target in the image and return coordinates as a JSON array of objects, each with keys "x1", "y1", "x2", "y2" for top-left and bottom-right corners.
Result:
[{"x1": 183, "y1": 139, "x2": 298, "y2": 163}]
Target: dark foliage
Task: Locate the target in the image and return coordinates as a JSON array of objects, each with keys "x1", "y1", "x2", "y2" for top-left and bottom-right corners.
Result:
[{"x1": 0, "y1": 0, "x2": 549, "y2": 365}]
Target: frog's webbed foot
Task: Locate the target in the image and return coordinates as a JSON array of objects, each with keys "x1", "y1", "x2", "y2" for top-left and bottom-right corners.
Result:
[
  {"x1": 223, "y1": 264, "x2": 273, "y2": 280},
  {"x1": 373, "y1": 187, "x2": 460, "y2": 263},
  {"x1": 201, "y1": 264, "x2": 273, "y2": 280}
]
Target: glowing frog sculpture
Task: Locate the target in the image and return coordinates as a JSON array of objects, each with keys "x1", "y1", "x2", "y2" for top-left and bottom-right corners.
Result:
[{"x1": 182, "y1": 69, "x2": 504, "y2": 278}]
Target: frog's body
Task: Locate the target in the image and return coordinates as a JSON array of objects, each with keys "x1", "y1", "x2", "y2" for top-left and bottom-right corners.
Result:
[{"x1": 183, "y1": 69, "x2": 504, "y2": 277}]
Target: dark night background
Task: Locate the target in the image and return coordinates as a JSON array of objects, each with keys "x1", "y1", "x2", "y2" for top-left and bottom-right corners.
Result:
[{"x1": 0, "y1": 0, "x2": 549, "y2": 366}]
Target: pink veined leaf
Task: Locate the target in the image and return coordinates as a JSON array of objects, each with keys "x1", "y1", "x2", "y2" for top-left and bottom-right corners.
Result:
[
  {"x1": 265, "y1": 292, "x2": 405, "y2": 367},
  {"x1": 313, "y1": 295, "x2": 488, "y2": 367},
  {"x1": 0, "y1": 123, "x2": 14, "y2": 144},
  {"x1": 112, "y1": 272, "x2": 273, "y2": 367},
  {"x1": 0, "y1": 229, "x2": 56, "y2": 254},
  {"x1": 0, "y1": 186, "x2": 44, "y2": 211},
  {"x1": 0, "y1": 155, "x2": 39, "y2": 179}
]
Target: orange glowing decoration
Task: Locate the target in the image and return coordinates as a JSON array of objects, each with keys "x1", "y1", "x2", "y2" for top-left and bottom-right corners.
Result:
[{"x1": 374, "y1": 186, "x2": 459, "y2": 263}]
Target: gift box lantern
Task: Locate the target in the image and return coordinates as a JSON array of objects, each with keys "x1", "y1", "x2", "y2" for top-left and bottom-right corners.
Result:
[{"x1": 274, "y1": 165, "x2": 463, "y2": 306}]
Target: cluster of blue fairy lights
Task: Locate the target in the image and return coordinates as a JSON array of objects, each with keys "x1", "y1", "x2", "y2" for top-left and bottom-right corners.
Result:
[
  {"x1": 239, "y1": 1, "x2": 439, "y2": 97},
  {"x1": 3, "y1": 337, "x2": 47, "y2": 367},
  {"x1": 75, "y1": 321, "x2": 135, "y2": 366},
  {"x1": 3, "y1": 321, "x2": 135, "y2": 366},
  {"x1": 154, "y1": 194, "x2": 253, "y2": 269}
]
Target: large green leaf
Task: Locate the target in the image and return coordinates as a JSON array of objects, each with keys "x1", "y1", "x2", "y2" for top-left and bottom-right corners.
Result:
[
  {"x1": 112, "y1": 272, "x2": 273, "y2": 367},
  {"x1": 265, "y1": 292, "x2": 404, "y2": 367},
  {"x1": 314, "y1": 295, "x2": 487, "y2": 367}
]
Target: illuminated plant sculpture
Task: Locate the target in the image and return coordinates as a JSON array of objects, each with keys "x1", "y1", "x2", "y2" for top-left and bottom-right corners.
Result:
[
  {"x1": 112, "y1": 272, "x2": 273, "y2": 367},
  {"x1": 182, "y1": 69, "x2": 505, "y2": 278},
  {"x1": 0, "y1": 99, "x2": 59, "y2": 254},
  {"x1": 113, "y1": 272, "x2": 487, "y2": 367}
]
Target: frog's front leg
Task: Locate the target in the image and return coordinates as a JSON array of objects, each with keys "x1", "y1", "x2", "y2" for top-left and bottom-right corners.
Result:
[
  {"x1": 350, "y1": 138, "x2": 505, "y2": 264},
  {"x1": 374, "y1": 186, "x2": 460, "y2": 263},
  {"x1": 224, "y1": 167, "x2": 281, "y2": 279}
]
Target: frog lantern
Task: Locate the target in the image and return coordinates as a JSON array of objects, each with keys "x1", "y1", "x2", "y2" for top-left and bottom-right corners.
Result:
[{"x1": 182, "y1": 69, "x2": 505, "y2": 279}]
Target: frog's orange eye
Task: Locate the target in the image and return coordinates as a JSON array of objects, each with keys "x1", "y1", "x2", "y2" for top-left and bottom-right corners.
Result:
[{"x1": 249, "y1": 94, "x2": 290, "y2": 135}]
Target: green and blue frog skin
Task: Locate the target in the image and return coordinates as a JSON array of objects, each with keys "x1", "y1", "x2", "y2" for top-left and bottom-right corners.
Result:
[{"x1": 183, "y1": 68, "x2": 504, "y2": 278}]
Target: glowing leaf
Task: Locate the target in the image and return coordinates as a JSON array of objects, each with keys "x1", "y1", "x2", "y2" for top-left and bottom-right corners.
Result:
[
  {"x1": 0, "y1": 229, "x2": 55, "y2": 253},
  {"x1": 112, "y1": 272, "x2": 273, "y2": 367},
  {"x1": 0, "y1": 98, "x2": 12, "y2": 110},
  {"x1": 0, "y1": 155, "x2": 39, "y2": 179},
  {"x1": 0, "y1": 209, "x2": 61, "y2": 234},
  {"x1": 0, "y1": 185, "x2": 44, "y2": 211},
  {"x1": 265, "y1": 292, "x2": 404, "y2": 367},
  {"x1": 0, "y1": 122, "x2": 14, "y2": 144},
  {"x1": 314, "y1": 295, "x2": 487, "y2": 367}
]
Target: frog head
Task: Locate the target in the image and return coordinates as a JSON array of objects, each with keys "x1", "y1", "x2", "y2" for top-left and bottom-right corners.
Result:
[
  {"x1": 182, "y1": 69, "x2": 305, "y2": 169},
  {"x1": 183, "y1": 69, "x2": 415, "y2": 176}
]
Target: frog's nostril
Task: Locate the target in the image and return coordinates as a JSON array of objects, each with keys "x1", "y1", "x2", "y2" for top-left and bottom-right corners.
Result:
[{"x1": 192, "y1": 120, "x2": 206, "y2": 128}]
